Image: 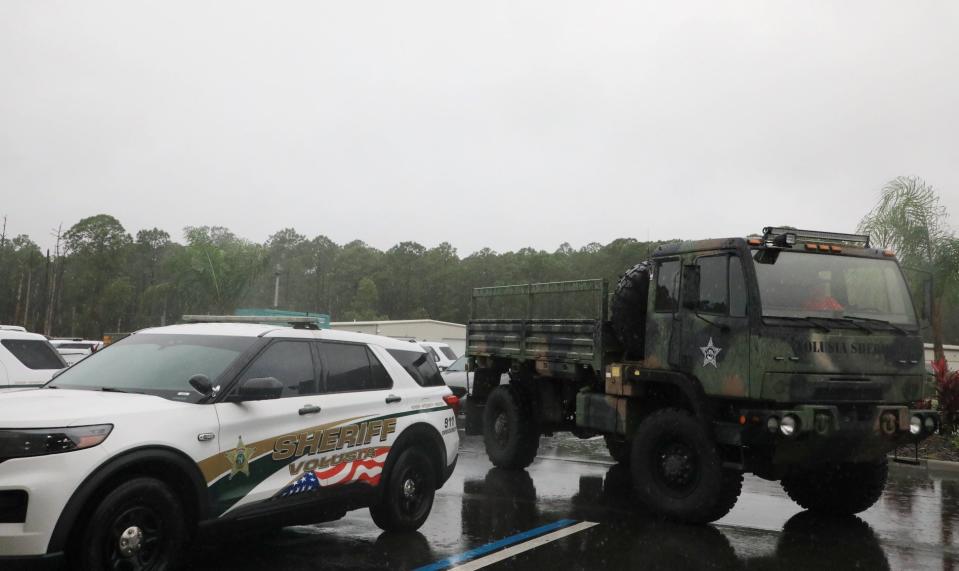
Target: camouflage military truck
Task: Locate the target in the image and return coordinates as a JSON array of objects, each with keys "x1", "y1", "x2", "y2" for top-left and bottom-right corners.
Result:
[{"x1": 464, "y1": 227, "x2": 940, "y2": 523}]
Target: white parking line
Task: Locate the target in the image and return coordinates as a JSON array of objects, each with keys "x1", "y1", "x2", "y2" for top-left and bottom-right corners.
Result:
[{"x1": 448, "y1": 521, "x2": 599, "y2": 570}]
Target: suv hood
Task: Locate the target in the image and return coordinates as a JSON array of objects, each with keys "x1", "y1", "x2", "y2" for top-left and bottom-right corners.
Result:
[{"x1": 0, "y1": 389, "x2": 191, "y2": 428}]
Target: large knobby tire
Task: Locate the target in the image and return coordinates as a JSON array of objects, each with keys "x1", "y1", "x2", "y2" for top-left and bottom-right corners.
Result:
[
  {"x1": 780, "y1": 459, "x2": 888, "y2": 515},
  {"x1": 76, "y1": 477, "x2": 189, "y2": 571},
  {"x1": 611, "y1": 262, "x2": 651, "y2": 358},
  {"x1": 604, "y1": 434, "x2": 631, "y2": 464},
  {"x1": 483, "y1": 385, "x2": 539, "y2": 470},
  {"x1": 370, "y1": 448, "x2": 437, "y2": 532},
  {"x1": 630, "y1": 408, "x2": 743, "y2": 523}
]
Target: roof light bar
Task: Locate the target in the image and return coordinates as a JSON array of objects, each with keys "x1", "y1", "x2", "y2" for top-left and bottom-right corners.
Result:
[
  {"x1": 761, "y1": 227, "x2": 870, "y2": 248},
  {"x1": 181, "y1": 315, "x2": 321, "y2": 329}
]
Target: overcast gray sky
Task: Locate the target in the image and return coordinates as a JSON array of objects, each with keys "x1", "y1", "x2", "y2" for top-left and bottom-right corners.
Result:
[{"x1": 1, "y1": 1, "x2": 957, "y2": 255}]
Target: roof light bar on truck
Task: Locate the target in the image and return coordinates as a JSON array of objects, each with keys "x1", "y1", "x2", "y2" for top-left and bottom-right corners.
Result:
[{"x1": 761, "y1": 227, "x2": 870, "y2": 248}]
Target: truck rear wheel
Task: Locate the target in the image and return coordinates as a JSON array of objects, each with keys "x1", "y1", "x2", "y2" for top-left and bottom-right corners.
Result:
[
  {"x1": 483, "y1": 385, "x2": 539, "y2": 469},
  {"x1": 780, "y1": 459, "x2": 888, "y2": 515},
  {"x1": 630, "y1": 408, "x2": 742, "y2": 523},
  {"x1": 604, "y1": 434, "x2": 631, "y2": 464}
]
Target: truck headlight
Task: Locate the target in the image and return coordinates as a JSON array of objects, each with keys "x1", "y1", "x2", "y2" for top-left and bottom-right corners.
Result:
[
  {"x1": 909, "y1": 416, "x2": 922, "y2": 435},
  {"x1": 766, "y1": 416, "x2": 780, "y2": 433},
  {"x1": 0, "y1": 425, "x2": 113, "y2": 461},
  {"x1": 924, "y1": 416, "x2": 936, "y2": 432},
  {"x1": 780, "y1": 415, "x2": 799, "y2": 437}
]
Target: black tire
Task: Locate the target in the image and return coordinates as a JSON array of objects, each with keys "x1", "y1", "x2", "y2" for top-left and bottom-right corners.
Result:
[
  {"x1": 630, "y1": 408, "x2": 742, "y2": 523},
  {"x1": 780, "y1": 459, "x2": 888, "y2": 515},
  {"x1": 76, "y1": 477, "x2": 189, "y2": 571},
  {"x1": 482, "y1": 385, "x2": 539, "y2": 469},
  {"x1": 604, "y1": 434, "x2": 631, "y2": 464},
  {"x1": 611, "y1": 262, "x2": 651, "y2": 358},
  {"x1": 370, "y1": 448, "x2": 436, "y2": 532}
]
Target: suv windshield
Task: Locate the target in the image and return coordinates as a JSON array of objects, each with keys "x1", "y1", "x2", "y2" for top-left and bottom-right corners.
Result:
[
  {"x1": 753, "y1": 251, "x2": 917, "y2": 327},
  {"x1": 48, "y1": 334, "x2": 255, "y2": 402}
]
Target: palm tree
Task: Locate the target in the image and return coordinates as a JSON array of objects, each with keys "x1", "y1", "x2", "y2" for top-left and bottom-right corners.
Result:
[{"x1": 858, "y1": 176, "x2": 959, "y2": 362}]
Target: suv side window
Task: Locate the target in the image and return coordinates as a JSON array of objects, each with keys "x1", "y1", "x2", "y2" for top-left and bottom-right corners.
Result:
[
  {"x1": 239, "y1": 341, "x2": 317, "y2": 398},
  {"x1": 319, "y1": 343, "x2": 393, "y2": 393},
  {"x1": 654, "y1": 260, "x2": 681, "y2": 312},
  {"x1": 1, "y1": 339, "x2": 65, "y2": 370},
  {"x1": 386, "y1": 348, "x2": 445, "y2": 387}
]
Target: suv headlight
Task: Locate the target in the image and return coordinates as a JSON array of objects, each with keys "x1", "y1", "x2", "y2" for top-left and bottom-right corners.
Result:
[{"x1": 0, "y1": 424, "x2": 113, "y2": 461}]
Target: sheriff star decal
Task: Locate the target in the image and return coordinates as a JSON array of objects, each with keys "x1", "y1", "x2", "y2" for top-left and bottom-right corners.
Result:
[
  {"x1": 226, "y1": 436, "x2": 255, "y2": 479},
  {"x1": 700, "y1": 337, "x2": 723, "y2": 368}
]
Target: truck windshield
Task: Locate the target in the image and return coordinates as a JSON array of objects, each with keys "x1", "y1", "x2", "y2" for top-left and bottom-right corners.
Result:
[
  {"x1": 46, "y1": 334, "x2": 255, "y2": 402},
  {"x1": 753, "y1": 251, "x2": 917, "y2": 327}
]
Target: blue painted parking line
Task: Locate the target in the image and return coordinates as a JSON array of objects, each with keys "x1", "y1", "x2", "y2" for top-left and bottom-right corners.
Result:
[{"x1": 414, "y1": 518, "x2": 579, "y2": 571}]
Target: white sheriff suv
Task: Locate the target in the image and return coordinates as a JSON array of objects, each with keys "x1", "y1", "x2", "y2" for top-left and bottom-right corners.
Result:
[{"x1": 0, "y1": 322, "x2": 460, "y2": 570}]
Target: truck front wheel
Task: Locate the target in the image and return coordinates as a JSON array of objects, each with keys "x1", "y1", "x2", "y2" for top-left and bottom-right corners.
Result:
[
  {"x1": 483, "y1": 385, "x2": 539, "y2": 469},
  {"x1": 780, "y1": 459, "x2": 888, "y2": 515},
  {"x1": 630, "y1": 408, "x2": 742, "y2": 523}
]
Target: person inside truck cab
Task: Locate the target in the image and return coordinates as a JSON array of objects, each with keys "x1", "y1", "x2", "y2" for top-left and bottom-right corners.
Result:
[{"x1": 802, "y1": 280, "x2": 843, "y2": 312}]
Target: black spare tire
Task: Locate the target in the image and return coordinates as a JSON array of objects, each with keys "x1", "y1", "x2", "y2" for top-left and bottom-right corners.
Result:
[{"x1": 611, "y1": 262, "x2": 651, "y2": 358}]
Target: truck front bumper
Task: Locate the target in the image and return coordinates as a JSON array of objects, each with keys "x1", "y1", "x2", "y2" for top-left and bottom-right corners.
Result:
[{"x1": 715, "y1": 405, "x2": 940, "y2": 466}]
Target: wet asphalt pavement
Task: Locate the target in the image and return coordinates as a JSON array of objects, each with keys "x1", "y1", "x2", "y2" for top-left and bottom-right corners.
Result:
[{"x1": 189, "y1": 431, "x2": 959, "y2": 570}]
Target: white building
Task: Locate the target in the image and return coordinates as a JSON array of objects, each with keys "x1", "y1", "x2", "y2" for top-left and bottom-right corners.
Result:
[{"x1": 329, "y1": 319, "x2": 467, "y2": 357}]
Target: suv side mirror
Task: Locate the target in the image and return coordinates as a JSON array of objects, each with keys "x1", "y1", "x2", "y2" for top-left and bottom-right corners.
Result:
[
  {"x1": 237, "y1": 377, "x2": 283, "y2": 401},
  {"x1": 682, "y1": 264, "x2": 701, "y2": 310}
]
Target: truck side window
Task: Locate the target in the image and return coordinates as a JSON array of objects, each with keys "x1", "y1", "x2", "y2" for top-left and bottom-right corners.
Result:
[
  {"x1": 697, "y1": 256, "x2": 728, "y2": 314},
  {"x1": 240, "y1": 341, "x2": 318, "y2": 397},
  {"x1": 729, "y1": 256, "x2": 748, "y2": 317},
  {"x1": 654, "y1": 260, "x2": 681, "y2": 312}
]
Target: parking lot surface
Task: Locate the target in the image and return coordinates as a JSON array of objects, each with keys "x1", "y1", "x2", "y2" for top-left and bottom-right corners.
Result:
[{"x1": 188, "y1": 432, "x2": 959, "y2": 570}]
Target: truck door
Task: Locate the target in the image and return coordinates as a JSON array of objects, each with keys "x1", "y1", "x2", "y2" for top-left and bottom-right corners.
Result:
[
  {"x1": 679, "y1": 253, "x2": 751, "y2": 398},
  {"x1": 645, "y1": 258, "x2": 683, "y2": 369}
]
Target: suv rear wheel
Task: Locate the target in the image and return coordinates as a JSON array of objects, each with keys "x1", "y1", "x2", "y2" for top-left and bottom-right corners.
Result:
[
  {"x1": 76, "y1": 477, "x2": 188, "y2": 571},
  {"x1": 370, "y1": 448, "x2": 436, "y2": 532}
]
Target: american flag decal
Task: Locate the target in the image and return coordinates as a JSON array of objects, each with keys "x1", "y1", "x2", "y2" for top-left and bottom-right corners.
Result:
[{"x1": 279, "y1": 447, "x2": 390, "y2": 497}]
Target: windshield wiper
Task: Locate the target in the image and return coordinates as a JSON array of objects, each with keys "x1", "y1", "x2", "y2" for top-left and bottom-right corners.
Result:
[
  {"x1": 842, "y1": 315, "x2": 908, "y2": 335},
  {"x1": 764, "y1": 315, "x2": 831, "y2": 332},
  {"x1": 815, "y1": 316, "x2": 873, "y2": 335},
  {"x1": 100, "y1": 387, "x2": 133, "y2": 394}
]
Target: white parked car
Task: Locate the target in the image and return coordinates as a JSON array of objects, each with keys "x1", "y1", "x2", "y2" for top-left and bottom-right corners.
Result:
[
  {"x1": 0, "y1": 323, "x2": 460, "y2": 568},
  {"x1": 48, "y1": 339, "x2": 104, "y2": 366},
  {"x1": 0, "y1": 329, "x2": 66, "y2": 389},
  {"x1": 441, "y1": 356, "x2": 509, "y2": 399},
  {"x1": 417, "y1": 341, "x2": 458, "y2": 371}
]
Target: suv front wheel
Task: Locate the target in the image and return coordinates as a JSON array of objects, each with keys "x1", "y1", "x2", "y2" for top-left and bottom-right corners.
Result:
[{"x1": 77, "y1": 476, "x2": 189, "y2": 571}]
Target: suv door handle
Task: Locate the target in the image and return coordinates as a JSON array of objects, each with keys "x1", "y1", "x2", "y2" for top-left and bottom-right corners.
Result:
[
  {"x1": 385, "y1": 395, "x2": 402, "y2": 404},
  {"x1": 298, "y1": 405, "x2": 321, "y2": 416}
]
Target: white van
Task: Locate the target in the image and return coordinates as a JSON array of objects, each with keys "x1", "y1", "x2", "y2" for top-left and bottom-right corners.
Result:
[{"x1": 0, "y1": 329, "x2": 66, "y2": 389}]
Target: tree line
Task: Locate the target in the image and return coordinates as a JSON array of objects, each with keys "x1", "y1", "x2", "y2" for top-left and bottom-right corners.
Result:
[
  {"x1": 0, "y1": 214, "x2": 670, "y2": 339},
  {"x1": 0, "y1": 176, "x2": 956, "y2": 350}
]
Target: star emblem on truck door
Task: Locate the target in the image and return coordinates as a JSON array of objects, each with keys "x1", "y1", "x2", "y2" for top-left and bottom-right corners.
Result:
[
  {"x1": 226, "y1": 436, "x2": 255, "y2": 479},
  {"x1": 700, "y1": 338, "x2": 722, "y2": 368}
]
